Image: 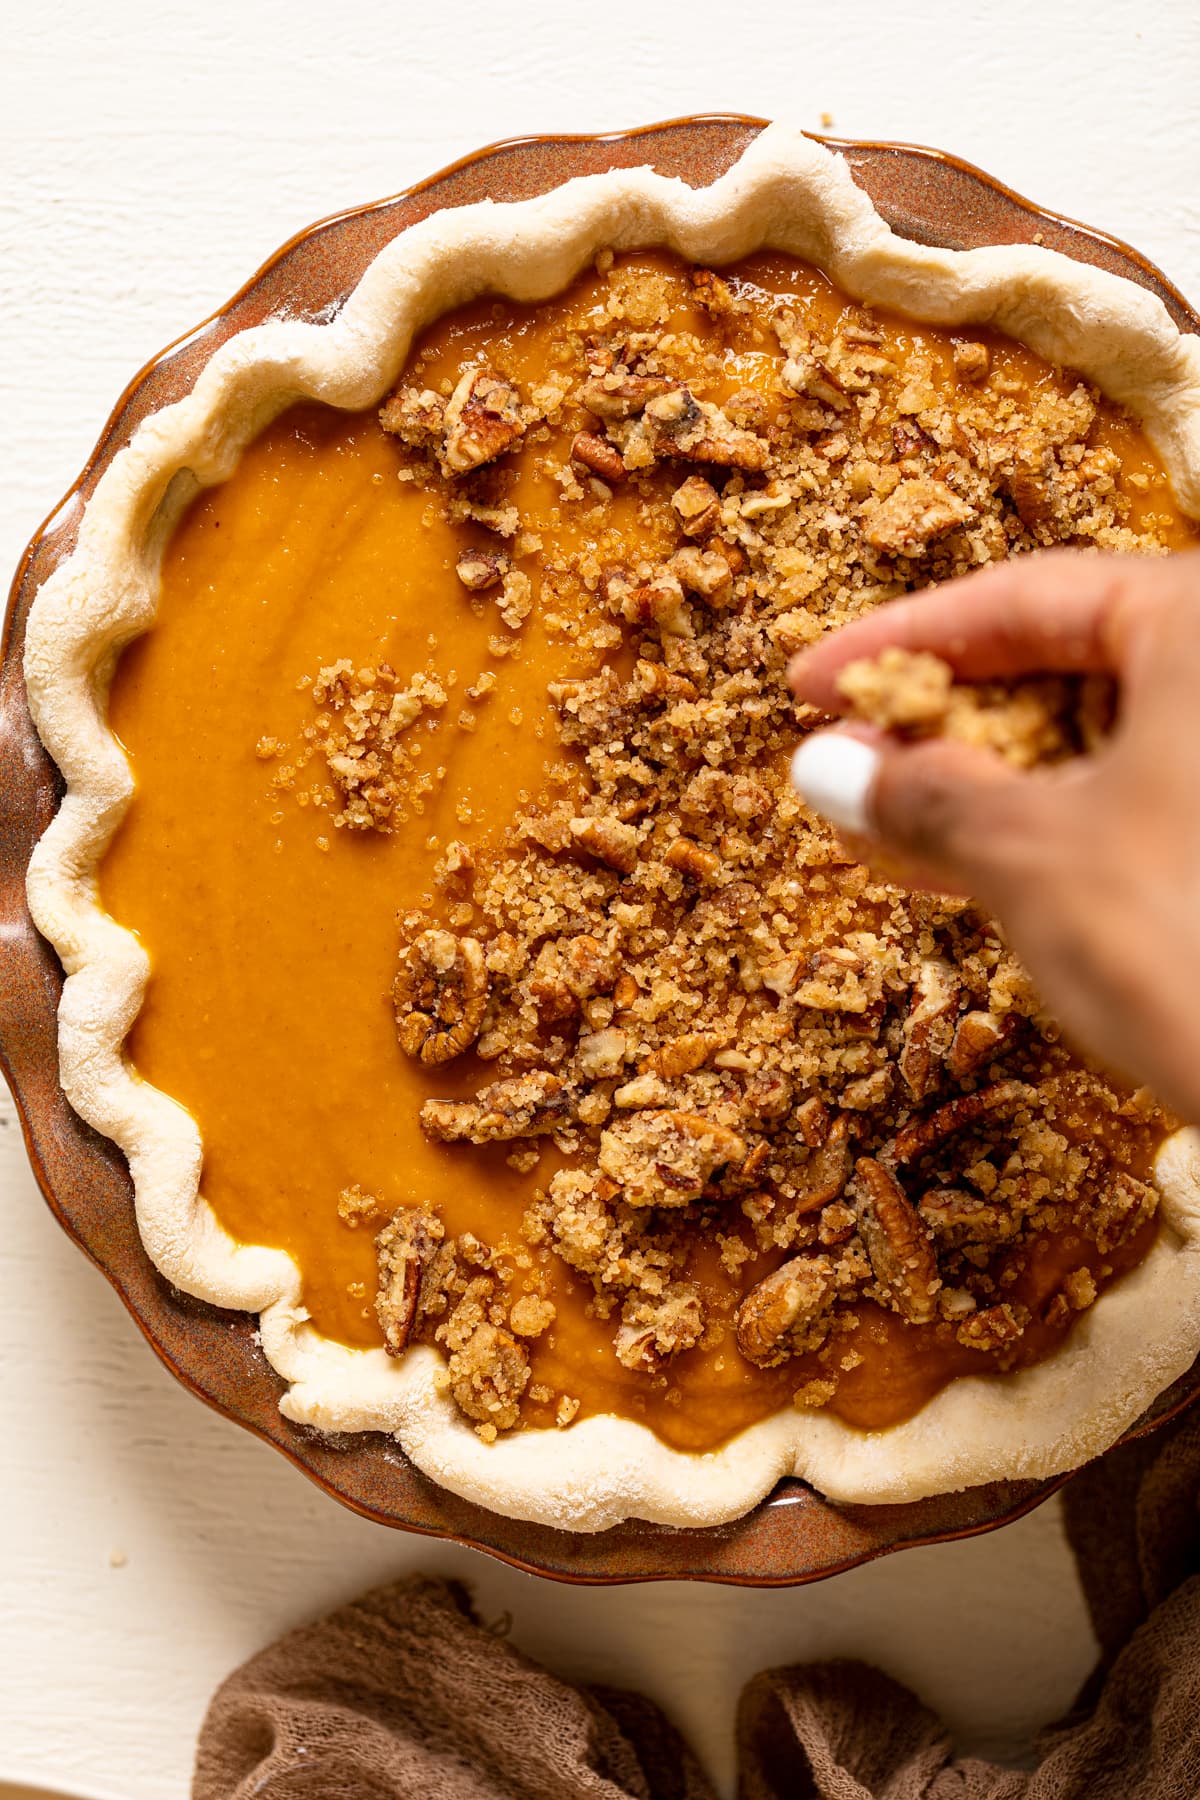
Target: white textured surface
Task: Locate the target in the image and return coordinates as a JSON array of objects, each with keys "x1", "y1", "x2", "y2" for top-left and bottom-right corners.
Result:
[{"x1": 3, "y1": 2, "x2": 1200, "y2": 1794}]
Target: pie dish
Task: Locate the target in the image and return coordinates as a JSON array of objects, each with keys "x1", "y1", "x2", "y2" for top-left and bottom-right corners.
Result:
[{"x1": 15, "y1": 120, "x2": 1200, "y2": 1540}]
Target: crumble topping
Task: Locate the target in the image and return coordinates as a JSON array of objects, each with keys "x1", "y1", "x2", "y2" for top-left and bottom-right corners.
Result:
[
  {"x1": 837, "y1": 646, "x2": 1116, "y2": 768},
  {"x1": 266, "y1": 253, "x2": 1179, "y2": 1439}
]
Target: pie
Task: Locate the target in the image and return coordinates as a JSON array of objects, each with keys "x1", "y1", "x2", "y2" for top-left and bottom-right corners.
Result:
[{"x1": 24, "y1": 126, "x2": 1200, "y2": 1531}]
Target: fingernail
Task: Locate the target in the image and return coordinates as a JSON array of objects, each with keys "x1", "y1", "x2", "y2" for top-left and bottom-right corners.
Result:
[{"x1": 790, "y1": 734, "x2": 879, "y2": 834}]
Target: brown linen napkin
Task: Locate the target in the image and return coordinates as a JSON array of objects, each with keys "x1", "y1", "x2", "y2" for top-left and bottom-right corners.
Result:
[{"x1": 194, "y1": 1408, "x2": 1200, "y2": 1800}]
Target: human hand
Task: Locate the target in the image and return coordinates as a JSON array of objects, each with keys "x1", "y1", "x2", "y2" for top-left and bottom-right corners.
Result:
[{"x1": 787, "y1": 550, "x2": 1200, "y2": 1121}]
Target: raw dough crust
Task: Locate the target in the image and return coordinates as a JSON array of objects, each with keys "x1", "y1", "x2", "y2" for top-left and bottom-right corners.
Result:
[{"x1": 23, "y1": 124, "x2": 1200, "y2": 1530}]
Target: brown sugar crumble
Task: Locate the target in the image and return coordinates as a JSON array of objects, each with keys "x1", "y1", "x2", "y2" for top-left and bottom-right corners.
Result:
[
  {"x1": 837, "y1": 646, "x2": 1116, "y2": 768},
  {"x1": 273, "y1": 252, "x2": 1181, "y2": 1441}
]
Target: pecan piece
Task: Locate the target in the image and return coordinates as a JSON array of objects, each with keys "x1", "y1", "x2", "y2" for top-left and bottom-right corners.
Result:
[
  {"x1": 741, "y1": 1068, "x2": 794, "y2": 1128},
  {"x1": 440, "y1": 366, "x2": 528, "y2": 475},
  {"x1": 578, "y1": 370, "x2": 677, "y2": 419},
  {"x1": 735, "y1": 1254, "x2": 836, "y2": 1368},
  {"x1": 374, "y1": 1207, "x2": 445, "y2": 1355},
  {"x1": 863, "y1": 478, "x2": 977, "y2": 558},
  {"x1": 665, "y1": 835, "x2": 720, "y2": 883},
  {"x1": 421, "y1": 1071, "x2": 570, "y2": 1144},
  {"x1": 918, "y1": 1187, "x2": 1019, "y2": 1250},
  {"x1": 947, "y1": 1009, "x2": 1015, "y2": 1081},
  {"x1": 795, "y1": 1114, "x2": 853, "y2": 1213},
  {"x1": 855, "y1": 1156, "x2": 940, "y2": 1324},
  {"x1": 598, "y1": 1110, "x2": 748, "y2": 1207},
  {"x1": 689, "y1": 267, "x2": 745, "y2": 318},
  {"x1": 607, "y1": 567, "x2": 693, "y2": 639},
  {"x1": 899, "y1": 958, "x2": 961, "y2": 1100},
  {"x1": 671, "y1": 474, "x2": 721, "y2": 537},
  {"x1": 394, "y1": 930, "x2": 488, "y2": 1064},
  {"x1": 455, "y1": 547, "x2": 508, "y2": 591},
  {"x1": 633, "y1": 659, "x2": 699, "y2": 704},
  {"x1": 889, "y1": 1080, "x2": 1035, "y2": 1167},
  {"x1": 642, "y1": 1031, "x2": 722, "y2": 1079},
  {"x1": 643, "y1": 387, "x2": 769, "y2": 470},
  {"x1": 571, "y1": 430, "x2": 626, "y2": 484},
  {"x1": 670, "y1": 545, "x2": 734, "y2": 601},
  {"x1": 568, "y1": 814, "x2": 642, "y2": 874},
  {"x1": 795, "y1": 1096, "x2": 831, "y2": 1148}
]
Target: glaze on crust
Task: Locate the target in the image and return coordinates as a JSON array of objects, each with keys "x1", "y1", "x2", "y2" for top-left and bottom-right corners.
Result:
[{"x1": 24, "y1": 125, "x2": 1200, "y2": 1530}]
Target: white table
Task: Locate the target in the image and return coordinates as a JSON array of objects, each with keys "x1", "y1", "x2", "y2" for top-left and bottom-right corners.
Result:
[{"x1": 4, "y1": 5, "x2": 1200, "y2": 1793}]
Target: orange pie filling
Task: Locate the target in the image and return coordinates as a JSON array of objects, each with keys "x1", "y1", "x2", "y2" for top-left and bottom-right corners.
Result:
[{"x1": 102, "y1": 252, "x2": 1194, "y2": 1452}]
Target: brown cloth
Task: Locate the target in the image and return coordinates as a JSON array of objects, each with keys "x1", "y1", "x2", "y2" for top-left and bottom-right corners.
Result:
[{"x1": 194, "y1": 1409, "x2": 1200, "y2": 1800}]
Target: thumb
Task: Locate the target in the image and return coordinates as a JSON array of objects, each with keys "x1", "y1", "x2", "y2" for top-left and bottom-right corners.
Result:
[{"x1": 790, "y1": 726, "x2": 1057, "y2": 899}]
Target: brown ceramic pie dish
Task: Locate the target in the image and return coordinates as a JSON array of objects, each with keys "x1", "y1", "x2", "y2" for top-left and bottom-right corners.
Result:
[{"x1": 4, "y1": 114, "x2": 1200, "y2": 1584}]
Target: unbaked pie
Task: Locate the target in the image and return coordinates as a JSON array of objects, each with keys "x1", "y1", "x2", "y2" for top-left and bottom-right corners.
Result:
[{"x1": 25, "y1": 127, "x2": 1200, "y2": 1529}]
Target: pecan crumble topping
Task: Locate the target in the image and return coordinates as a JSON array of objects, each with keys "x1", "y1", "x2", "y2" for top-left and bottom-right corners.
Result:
[
  {"x1": 267, "y1": 253, "x2": 1179, "y2": 1440},
  {"x1": 837, "y1": 645, "x2": 1116, "y2": 768}
]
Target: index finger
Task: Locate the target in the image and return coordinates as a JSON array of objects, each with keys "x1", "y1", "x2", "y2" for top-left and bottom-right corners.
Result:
[{"x1": 788, "y1": 549, "x2": 1163, "y2": 711}]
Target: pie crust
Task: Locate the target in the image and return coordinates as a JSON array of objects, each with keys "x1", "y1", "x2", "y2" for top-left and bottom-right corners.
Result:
[{"x1": 24, "y1": 124, "x2": 1200, "y2": 1531}]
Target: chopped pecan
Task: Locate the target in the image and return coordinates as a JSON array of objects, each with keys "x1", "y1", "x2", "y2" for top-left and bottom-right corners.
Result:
[
  {"x1": 421, "y1": 1071, "x2": 570, "y2": 1144},
  {"x1": 741, "y1": 1068, "x2": 794, "y2": 1127},
  {"x1": 578, "y1": 369, "x2": 676, "y2": 419},
  {"x1": 689, "y1": 267, "x2": 746, "y2": 318},
  {"x1": 899, "y1": 958, "x2": 961, "y2": 1100},
  {"x1": 947, "y1": 1009, "x2": 1015, "y2": 1080},
  {"x1": 855, "y1": 1156, "x2": 940, "y2": 1324},
  {"x1": 665, "y1": 836, "x2": 720, "y2": 882},
  {"x1": 670, "y1": 545, "x2": 734, "y2": 600},
  {"x1": 735, "y1": 1253, "x2": 836, "y2": 1367},
  {"x1": 571, "y1": 430, "x2": 626, "y2": 484},
  {"x1": 568, "y1": 814, "x2": 642, "y2": 873},
  {"x1": 737, "y1": 1140, "x2": 772, "y2": 1186},
  {"x1": 918, "y1": 1187, "x2": 1019, "y2": 1250},
  {"x1": 892, "y1": 420, "x2": 936, "y2": 460},
  {"x1": 528, "y1": 933, "x2": 619, "y2": 1020},
  {"x1": 598, "y1": 1110, "x2": 748, "y2": 1207},
  {"x1": 440, "y1": 366, "x2": 529, "y2": 475},
  {"x1": 455, "y1": 547, "x2": 509, "y2": 591},
  {"x1": 889, "y1": 1080, "x2": 1035, "y2": 1167},
  {"x1": 863, "y1": 478, "x2": 977, "y2": 557},
  {"x1": 795, "y1": 1114, "x2": 853, "y2": 1214},
  {"x1": 374, "y1": 1207, "x2": 445, "y2": 1354},
  {"x1": 633, "y1": 659, "x2": 698, "y2": 704},
  {"x1": 789, "y1": 946, "x2": 882, "y2": 1018},
  {"x1": 394, "y1": 930, "x2": 488, "y2": 1064},
  {"x1": 840, "y1": 1067, "x2": 894, "y2": 1111},
  {"x1": 1006, "y1": 458, "x2": 1059, "y2": 534},
  {"x1": 642, "y1": 387, "x2": 769, "y2": 470},
  {"x1": 642, "y1": 1031, "x2": 722, "y2": 1079},
  {"x1": 773, "y1": 313, "x2": 849, "y2": 409},
  {"x1": 607, "y1": 567, "x2": 693, "y2": 639},
  {"x1": 671, "y1": 474, "x2": 721, "y2": 537},
  {"x1": 796, "y1": 1097, "x2": 832, "y2": 1148}
]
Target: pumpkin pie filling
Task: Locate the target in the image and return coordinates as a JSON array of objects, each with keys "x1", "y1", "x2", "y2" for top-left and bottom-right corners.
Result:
[{"x1": 101, "y1": 251, "x2": 1193, "y2": 1454}]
